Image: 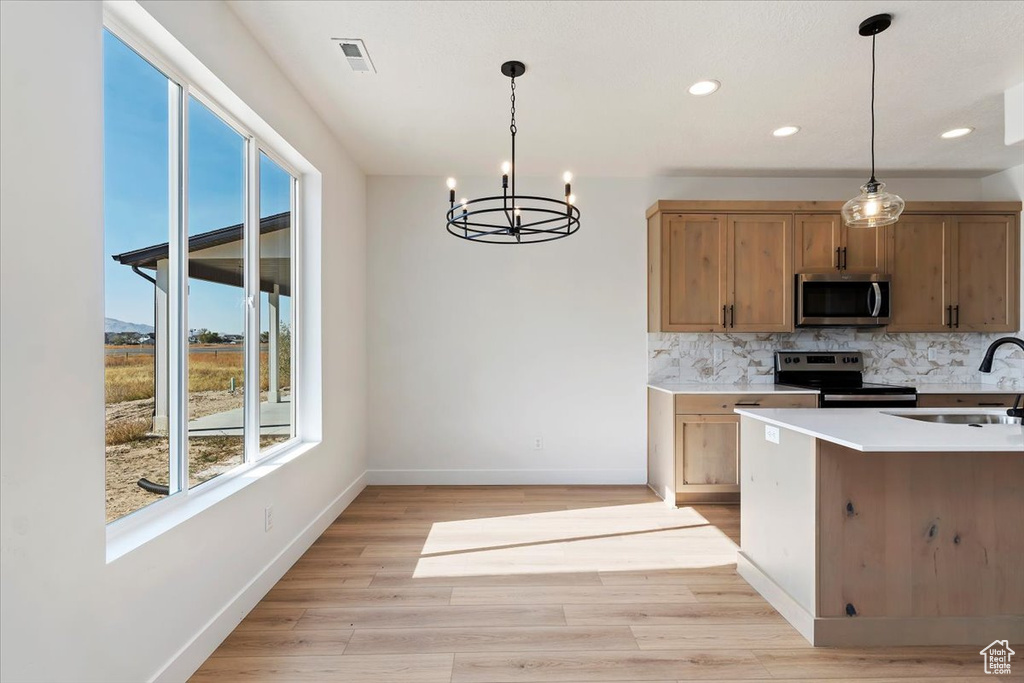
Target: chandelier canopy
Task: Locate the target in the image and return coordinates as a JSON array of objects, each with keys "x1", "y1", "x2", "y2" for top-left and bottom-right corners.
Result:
[
  {"x1": 445, "y1": 61, "x2": 580, "y2": 244},
  {"x1": 841, "y1": 13, "x2": 905, "y2": 228}
]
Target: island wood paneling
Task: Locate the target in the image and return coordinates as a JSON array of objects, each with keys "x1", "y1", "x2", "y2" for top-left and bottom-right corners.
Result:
[{"x1": 816, "y1": 441, "x2": 1024, "y2": 619}]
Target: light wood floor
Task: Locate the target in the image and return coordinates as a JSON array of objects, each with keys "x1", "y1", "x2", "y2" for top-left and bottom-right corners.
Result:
[{"x1": 190, "y1": 486, "x2": 986, "y2": 682}]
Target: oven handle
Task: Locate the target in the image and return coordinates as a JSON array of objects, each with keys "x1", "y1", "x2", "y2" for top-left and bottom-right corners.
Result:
[
  {"x1": 822, "y1": 393, "x2": 917, "y2": 402},
  {"x1": 867, "y1": 282, "x2": 882, "y2": 318}
]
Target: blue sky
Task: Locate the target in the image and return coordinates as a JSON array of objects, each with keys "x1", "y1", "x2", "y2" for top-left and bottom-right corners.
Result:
[{"x1": 104, "y1": 30, "x2": 291, "y2": 335}]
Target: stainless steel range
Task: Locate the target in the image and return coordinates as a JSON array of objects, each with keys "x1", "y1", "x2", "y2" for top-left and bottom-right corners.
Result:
[{"x1": 774, "y1": 351, "x2": 917, "y2": 408}]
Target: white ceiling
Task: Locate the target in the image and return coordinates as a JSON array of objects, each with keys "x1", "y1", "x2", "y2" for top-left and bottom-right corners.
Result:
[{"x1": 228, "y1": 0, "x2": 1024, "y2": 178}]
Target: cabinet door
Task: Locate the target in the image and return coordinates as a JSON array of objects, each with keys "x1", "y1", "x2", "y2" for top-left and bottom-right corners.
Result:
[
  {"x1": 661, "y1": 214, "x2": 728, "y2": 331},
  {"x1": 886, "y1": 215, "x2": 953, "y2": 332},
  {"x1": 841, "y1": 224, "x2": 887, "y2": 273},
  {"x1": 675, "y1": 415, "x2": 739, "y2": 488},
  {"x1": 795, "y1": 213, "x2": 842, "y2": 273},
  {"x1": 727, "y1": 214, "x2": 793, "y2": 333},
  {"x1": 951, "y1": 215, "x2": 1019, "y2": 332}
]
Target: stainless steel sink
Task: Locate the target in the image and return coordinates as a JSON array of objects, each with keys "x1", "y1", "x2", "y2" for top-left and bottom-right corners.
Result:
[{"x1": 894, "y1": 413, "x2": 1022, "y2": 426}]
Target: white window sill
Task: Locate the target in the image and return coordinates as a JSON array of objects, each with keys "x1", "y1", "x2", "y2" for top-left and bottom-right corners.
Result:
[{"x1": 106, "y1": 439, "x2": 319, "y2": 563}]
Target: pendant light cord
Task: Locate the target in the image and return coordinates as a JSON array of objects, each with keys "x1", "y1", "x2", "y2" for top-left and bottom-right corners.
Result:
[
  {"x1": 869, "y1": 33, "x2": 877, "y2": 185},
  {"x1": 510, "y1": 75, "x2": 517, "y2": 207}
]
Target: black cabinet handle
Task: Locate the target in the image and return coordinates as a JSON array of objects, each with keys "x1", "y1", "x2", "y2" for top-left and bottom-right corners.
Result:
[
  {"x1": 953, "y1": 305, "x2": 959, "y2": 328},
  {"x1": 835, "y1": 247, "x2": 841, "y2": 270},
  {"x1": 722, "y1": 305, "x2": 727, "y2": 328},
  {"x1": 946, "y1": 305, "x2": 953, "y2": 328},
  {"x1": 842, "y1": 247, "x2": 848, "y2": 270},
  {"x1": 978, "y1": 402, "x2": 1004, "y2": 407},
  {"x1": 735, "y1": 401, "x2": 761, "y2": 407},
  {"x1": 729, "y1": 305, "x2": 735, "y2": 328}
]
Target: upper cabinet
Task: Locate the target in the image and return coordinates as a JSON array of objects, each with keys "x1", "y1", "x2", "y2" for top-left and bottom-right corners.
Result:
[
  {"x1": 951, "y1": 215, "x2": 1018, "y2": 332},
  {"x1": 648, "y1": 211, "x2": 791, "y2": 333},
  {"x1": 886, "y1": 215, "x2": 953, "y2": 332},
  {"x1": 887, "y1": 214, "x2": 1019, "y2": 333},
  {"x1": 794, "y1": 213, "x2": 886, "y2": 274},
  {"x1": 728, "y1": 214, "x2": 792, "y2": 332},
  {"x1": 648, "y1": 201, "x2": 1020, "y2": 334}
]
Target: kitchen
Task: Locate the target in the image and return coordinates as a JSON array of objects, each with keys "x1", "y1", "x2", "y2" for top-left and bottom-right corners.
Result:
[{"x1": 2, "y1": 2, "x2": 1023, "y2": 682}]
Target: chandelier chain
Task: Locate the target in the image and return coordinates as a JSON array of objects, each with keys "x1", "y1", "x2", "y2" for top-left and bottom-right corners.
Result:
[{"x1": 510, "y1": 76, "x2": 517, "y2": 136}]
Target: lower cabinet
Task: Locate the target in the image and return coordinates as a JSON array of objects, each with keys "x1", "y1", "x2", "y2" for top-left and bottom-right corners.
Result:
[
  {"x1": 675, "y1": 415, "x2": 739, "y2": 494},
  {"x1": 647, "y1": 389, "x2": 818, "y2": 505}
]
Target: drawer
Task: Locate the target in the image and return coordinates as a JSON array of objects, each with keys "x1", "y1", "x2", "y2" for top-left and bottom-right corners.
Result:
[
  {"x1": 917, "y1": 394, "x2": 1018, "y2": 409},
  {"x1": 675, "y1": 393, "x2": 818, "y2": 414}
]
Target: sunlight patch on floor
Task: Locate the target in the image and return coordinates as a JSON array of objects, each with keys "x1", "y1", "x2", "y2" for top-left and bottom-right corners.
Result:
[{"x1": 412, "y1": 503, "x2": 738, "y2": 578}]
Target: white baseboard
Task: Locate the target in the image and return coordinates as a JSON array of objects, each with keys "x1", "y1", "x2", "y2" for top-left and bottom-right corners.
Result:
[
  {"x1": 365, "y1": 468, "x2": 647, "y2": 486},
  {"x1": 736, "y1": 551, "x2": 815, "y2": 645},
  {"x1": 151, "y1": 472, "x2": 367, "y2": 683}
]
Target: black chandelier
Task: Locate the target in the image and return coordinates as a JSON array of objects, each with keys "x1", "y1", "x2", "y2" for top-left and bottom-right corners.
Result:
[{"x1": 445, "y1": 61, "x2": 580, "y2": 244}]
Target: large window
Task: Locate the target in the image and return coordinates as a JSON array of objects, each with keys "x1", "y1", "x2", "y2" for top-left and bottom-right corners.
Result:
[{"x1": 103, "y1": 28, "x2": 300, "y2": 524}]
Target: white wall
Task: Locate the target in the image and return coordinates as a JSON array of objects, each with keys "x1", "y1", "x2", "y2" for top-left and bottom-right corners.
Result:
[
  {"x1": 367, "y1": 174, "x2": 985, "y2": 483},
  {"x1": 0, "y1": 2, "x2": 366, "y2": 681}
]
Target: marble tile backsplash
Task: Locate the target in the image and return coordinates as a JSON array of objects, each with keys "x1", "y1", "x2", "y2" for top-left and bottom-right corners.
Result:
[{"x1": 649, "y1": 330, "x2": 1024, "y2": 390}]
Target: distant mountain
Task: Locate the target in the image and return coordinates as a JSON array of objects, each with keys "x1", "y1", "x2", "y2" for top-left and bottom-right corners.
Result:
[{"x1": 105, "y1": 317, "x2": 154, "y2": 334}]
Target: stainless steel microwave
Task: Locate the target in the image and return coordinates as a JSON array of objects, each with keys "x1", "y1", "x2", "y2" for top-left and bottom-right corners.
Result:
[{"x1": 796, "y1": 273, "x2": 891, "y2": 327}]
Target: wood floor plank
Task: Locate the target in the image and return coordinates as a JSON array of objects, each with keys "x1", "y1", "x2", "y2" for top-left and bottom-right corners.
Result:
[
  {"x1": 370, "y1": 571, "x2": 603, "y2": 587},
  {"x1": 753, "y1": 648, "x2": 980, "y2": 678},
  {"x1": 450, "y1": 585, "x2": 696, "y2": 605},
  {"x1": 272, "y1": 574, "x2": 375, "y2": 589},
  {"x1": 209, "y1": 630, "x2": 353, "y2": 657},
  {"x1": 631, "y1": 624, "x2": 807, "y2": 650},
  {"x1": 345, "y1": 625, "x2": 639, "y2": 655},
  {"x1": 598, "y1": 569, "x2": 746, "y2": 586},
  {"x1": 234, "y1": 606, "x2": 305, "y2": 632},
  {"x1": 296, "y1": 605, "x2": 567, "y2": 630},
  {"x1": 262, "y1": 586, "x2": 452, "y2": 608},
  {"x1": 190, "y1": 653, "x2": 453, "y2": 682},
  {"x1": 690, "y1": 584, "x2": 766, "y2": 603},
  {"x1": 563, "y1": 603, "x2": 785, "y2": 626},
  {"x1": 450, "y1": 650, "x2": 771, "y2": 682}
]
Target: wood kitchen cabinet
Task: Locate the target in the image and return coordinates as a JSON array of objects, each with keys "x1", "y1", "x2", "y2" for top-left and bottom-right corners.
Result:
[
  {"x1": 887, "y1": 213, "x2": 1019, "y2": 332},
  {"x1": 648, "y1": 211, "x2": 791, "y2": 332},
  {"x1": 917, "y1": 393, "x2": 1019, "y2": 408},
  {"x1": 647, "y1": 201, "x2": 1020, "y2": 334},
  {"x1": 794, "y1": 213, "x2": 886, "y2": 273},
  {"x1": 647, "y1": 389, "x2": 817, "y2": 505}
]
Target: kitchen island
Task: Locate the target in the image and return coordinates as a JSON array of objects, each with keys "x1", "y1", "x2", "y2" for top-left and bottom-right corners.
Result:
[{"x1": 734, "y1": 407, "x2": 1023, "y2": 647}]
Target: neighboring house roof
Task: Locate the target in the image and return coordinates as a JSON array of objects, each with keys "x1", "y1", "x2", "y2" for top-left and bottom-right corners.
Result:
[{"x1": 112, "y1": 212, "x2": 291, "y2": 296}]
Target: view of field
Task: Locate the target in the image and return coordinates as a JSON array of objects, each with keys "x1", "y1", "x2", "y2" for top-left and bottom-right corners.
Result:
[{"x1": 105, "y1": 343, "x2": 291, "y2": 522}]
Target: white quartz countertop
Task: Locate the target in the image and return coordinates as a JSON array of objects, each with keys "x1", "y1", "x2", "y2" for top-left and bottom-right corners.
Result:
[
  {"x1": 915, "y1": 383, "x2": 1021, "y2": 394},
  {"x1": 736, "y1": 407, "x2": 1023, "y2": 453},
  {"x1": 647, "y1": 382, "x2": 818, "y2": 395}
]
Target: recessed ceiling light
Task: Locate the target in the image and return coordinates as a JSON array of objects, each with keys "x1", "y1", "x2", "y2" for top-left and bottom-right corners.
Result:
[
  {"x1": 772, "y1": 126, "x2": 801, "y2": 137},
  {"x1": 940, "y1": 127, "x2": 974, "y2": 139},
  {"x1": 688, "y1": 80, "x2": 720, "y2": 96}
]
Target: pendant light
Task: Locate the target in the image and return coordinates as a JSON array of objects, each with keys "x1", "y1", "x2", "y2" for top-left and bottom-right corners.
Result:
[
  {"x1": 444, "y1": 61, "x2": 580, "y2": 244},
  {"x1": 841, "y1": 13, "x2": 905, "y2": 228}
]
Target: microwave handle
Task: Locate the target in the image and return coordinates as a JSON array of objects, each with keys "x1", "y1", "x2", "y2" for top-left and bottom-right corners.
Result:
[{"x1": 868, "y1": 282, "x2": 882, "y2": 317}]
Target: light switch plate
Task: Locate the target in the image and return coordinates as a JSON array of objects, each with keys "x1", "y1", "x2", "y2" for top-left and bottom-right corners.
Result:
[{"x1": 765, "y1": 425, "x2": 781, "y2": 444}]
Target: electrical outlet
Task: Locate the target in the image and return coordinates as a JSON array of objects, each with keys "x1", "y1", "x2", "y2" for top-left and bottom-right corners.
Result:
[
  {"x1": 927, "y1": 348, "x2": 937, "y2": 361},
  {"x1": 264, "y1": 505, "x2": 273, "y2": 532},
  {"x1": 765, "y1": 425, "x2": 781, "y2": 445},
  {"x1": 533, "y1": 437, "x2": 543, "y2": 450},
  {"x1": 713, "y1": 349, "x2": 724, "y2": 363}
]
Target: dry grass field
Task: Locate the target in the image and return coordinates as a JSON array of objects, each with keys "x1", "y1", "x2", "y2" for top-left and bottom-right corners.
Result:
[{"x1": 104, "y1": 345, "x2": 291, "y2": 522}]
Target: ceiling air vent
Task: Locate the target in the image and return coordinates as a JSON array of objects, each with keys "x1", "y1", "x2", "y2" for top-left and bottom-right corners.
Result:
[{"x1": 332, "y1": 38, "x2": 376, "y2": 74}]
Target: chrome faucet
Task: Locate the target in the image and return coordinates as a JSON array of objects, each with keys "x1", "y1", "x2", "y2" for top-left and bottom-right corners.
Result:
[{"x1": 978, "y1": 337, "x2": 1024, "y2": 418}]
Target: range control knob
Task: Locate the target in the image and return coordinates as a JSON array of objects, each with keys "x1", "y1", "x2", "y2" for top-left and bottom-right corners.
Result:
[{"x1": 784, "y1": 357, "x2": 792, "y2": 364}]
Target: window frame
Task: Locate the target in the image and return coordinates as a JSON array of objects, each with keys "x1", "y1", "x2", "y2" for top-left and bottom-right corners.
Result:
[{"x1": 103, "y1": 11, "x2": 304, "y2": 542}]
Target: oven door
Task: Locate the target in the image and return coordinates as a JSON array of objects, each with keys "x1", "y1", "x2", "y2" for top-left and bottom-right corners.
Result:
[
  {"x1": 819, "y1": 393, "x2": 918, "y2": 409},
  {"x1": 797, "y1": 273, "x2": 891, "y2": 327}
]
